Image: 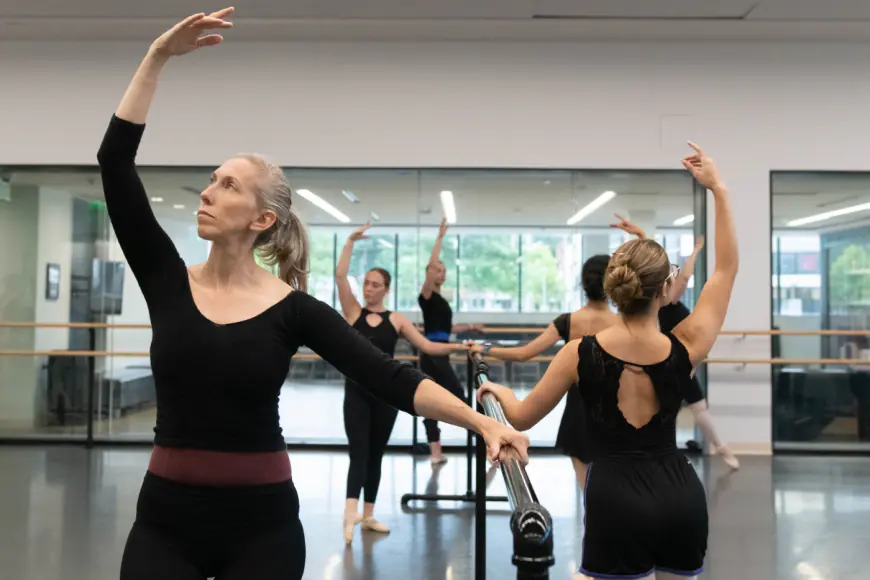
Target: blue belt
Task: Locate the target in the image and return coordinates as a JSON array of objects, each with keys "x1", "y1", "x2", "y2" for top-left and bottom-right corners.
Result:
[{"x1": 425, "y1": 330, "x2": 451, "y2": 343}]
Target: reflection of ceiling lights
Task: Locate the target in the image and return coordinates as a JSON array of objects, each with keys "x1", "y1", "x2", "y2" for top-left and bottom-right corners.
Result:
[
  {"x1": 787, "y1": 202, "x2": 870, "y2": 227},
  {"x1": 151, "y1": 197, "x2": 164, "y2": 203},
  {"x1": 566, "y1": 191, "x2": 616, "y2": 225},
  {"x1": 673, "y1": 214, "x2": 694, "y2": 226},
  {"x1": 173, "y1": 204, "x2": 185, "y2": 210},
  {"x1": 377, "y1": 239, "x2": 394, "y2": 249},
  {"x1": 296, "y1": 189, "x2": 351, "y2": 223},
  {"x1": 440, "y1": 190, "x2": 457, "y2": 224},
  {"x1": 341, "y1": 190, "x2": 359, "y2": 203}
]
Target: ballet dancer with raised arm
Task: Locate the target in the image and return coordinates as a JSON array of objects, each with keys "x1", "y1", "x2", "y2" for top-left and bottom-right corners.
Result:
[
  {"x1": 479, "y1": 142, "x2": 738, "y2": 579},
  {"x1": 336, "y1": 223, "x2": 469, "y2": 543},
  {"x1": 100, "y1": 10, "x2": 529, "y2": 579},
  {"x1": 471, "y1": 254, "x2": 618, "y2": 486},
  {"x1": 419, "y1": 217, "x2": 484, "y2": 464},
  {"x1": 611, "y1": 215, "x2": 739, "y2": 469}
]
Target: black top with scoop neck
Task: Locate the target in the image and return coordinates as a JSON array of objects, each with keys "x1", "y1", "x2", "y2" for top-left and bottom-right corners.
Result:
[{"x1": 97, "y1": 115, "x2": 424, "y2": 453}]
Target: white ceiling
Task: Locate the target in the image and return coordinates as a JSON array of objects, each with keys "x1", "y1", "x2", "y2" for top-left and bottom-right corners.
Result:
[
  {"x1": 8, "y1": 166, "x2": 870, "y2": 232},
  {"x1": 1, "y1": 0, "x2": 866, "y2": 21},
  {"x1": 4, "y1": 0, "x2": 870, "y2": 42}
]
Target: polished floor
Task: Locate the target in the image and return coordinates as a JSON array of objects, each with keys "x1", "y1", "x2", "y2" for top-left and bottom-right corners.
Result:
[{"x1": 1, "y1": 447, "x2": 867, "y2": 579}]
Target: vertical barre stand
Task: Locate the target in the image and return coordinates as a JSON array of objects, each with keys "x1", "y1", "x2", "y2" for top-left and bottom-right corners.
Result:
[
  {"x1": 400, "y1": 357, "x2": 510, "y2": 507},
  {"x1": 472, "y1": 352, "x2": 555, "y2": 580}
]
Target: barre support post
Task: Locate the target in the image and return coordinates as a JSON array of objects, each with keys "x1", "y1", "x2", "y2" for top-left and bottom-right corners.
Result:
[{"x1": 471, "y1": 352, "x2": 555, "y2": 580}]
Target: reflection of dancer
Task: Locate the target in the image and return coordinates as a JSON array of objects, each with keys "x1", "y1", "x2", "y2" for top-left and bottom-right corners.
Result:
[
  {"x1": 419, "y1": 218, "x2": 483, "y2": 464},
  {"x1": 480, "y1": 143, "x2": 736, "y2": 579},
  {"x1": 336, "y1": 223, "x2": 468, "y2": 543},
  {"x1": 102, "y1": 11, "x2": 529, "y2": 579},
  {"x1": 471, "y1": 255, "x2": 617, "y2": 486},
  {"x1": 612, "y1": 217, "x2": 738, "y2": 469}
]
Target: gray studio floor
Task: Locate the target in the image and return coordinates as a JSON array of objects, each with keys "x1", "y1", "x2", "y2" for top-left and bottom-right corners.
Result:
[{"x1": 1, "y1": 447, "x2": 868, "y2": 580}]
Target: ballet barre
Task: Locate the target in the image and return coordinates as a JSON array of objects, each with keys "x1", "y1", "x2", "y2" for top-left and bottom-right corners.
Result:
[
  {"x1": 471, "y1": 351, "x2": 555, "y2": 580},
  {"x1": 2, "y1": 349, "x2": 868, "y2": 367},
  {"x1": 3, "y1": 321, "x2": 870, "y2": 336}
]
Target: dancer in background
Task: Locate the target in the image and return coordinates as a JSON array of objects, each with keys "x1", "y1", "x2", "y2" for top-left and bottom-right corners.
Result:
[
  {"x1": 479, "y1": 142, "x2": 737, "y2": 578},
  {"x1": 612, "y1": 216, "x2": 738, "y2": 469},
  {"x1": 471, "y1": 254, "x2": 617, "y2": 486},
  {"x1": 103, "y1": 10, "x2": 530, "y2": 579},
  {"x1": 336, "y1": 223, "x2": 469, "y2": 543},
  {"x1": 419, "y1": 218, "x2": 483, "y2": 464}
]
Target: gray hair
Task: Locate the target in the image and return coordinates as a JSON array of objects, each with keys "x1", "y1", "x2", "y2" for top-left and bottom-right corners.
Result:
[{"x1": 237, "y1": 153, "x2": 310, "y2": 292}]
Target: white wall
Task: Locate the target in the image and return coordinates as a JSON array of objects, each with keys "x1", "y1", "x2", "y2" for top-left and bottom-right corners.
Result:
[
  {"x1": 0, "y1": 186, "x2": 39, "y2": 426},
  {"x1": 5, "y1": 39, "x2": 870, "y2": 450},
  {"x1": 34, "y1": 188, "x2": 73, "y2": 352}
]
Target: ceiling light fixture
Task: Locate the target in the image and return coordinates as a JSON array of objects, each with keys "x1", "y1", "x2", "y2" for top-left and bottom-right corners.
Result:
[
  {"x1": 440, "y1": 190, "x2": 457, "y2": 224},
  {"x1": 341, "y1": 190, "x2": 360, "y2": 203},
  {"x1": 173, "y1": 204, "x2": 185, "y2": 210},
  {"x1": 673, "y1": 214, "x2": 694, "y2": 226},
  {"x1": 370, "y1": 212, "x2": 380, "y2": 222},
  {"x1": 296, "y1": 189, "x2": 351, "y2": 223},
  {"x1": 787, "y1": 202, "x2": 870, "y2": 227},
  {"x1": 151, "y1": 197, "x2": 164, "y2": 203},
  {"x1": 566, "y1": 191, "x2": 616, "y2": 225}
]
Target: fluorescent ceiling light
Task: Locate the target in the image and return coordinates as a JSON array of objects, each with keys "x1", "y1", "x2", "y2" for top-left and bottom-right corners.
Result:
[
  {"x1": 440, "y1": 190, "x2": 457, "y2": 224},
  {"x1": 296, "y1": 189, "x2": 350, "y2": 223},
  {"x1": 173, "y1": 204, "x2": 185, "y2": 210},
  {"x1": 370, "y1": 212, "x2": 380, "y2": 222},
  {"x1": 673, "y1": 214, "x2": 694, "y2": 226},
  {"x1": 787, "y1": 202, "x2": 870, "y2": 227},
  {"x1": 341, "y1": 190, "x2": 359, "y2": 203},
  {"x1": 566, "y1": 191, "x2": 616, "y2": 225},
  {"x1": 150, "y1": 197, "x2": 164, "y2": 203},
  {"x1": 377, "y1": 239, "x2": 394, "y2": 249}
]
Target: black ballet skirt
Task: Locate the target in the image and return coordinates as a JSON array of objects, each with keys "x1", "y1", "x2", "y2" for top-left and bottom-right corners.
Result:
[
  {"x1": 555, "y1": 384, "x2": 590, "y2": 461},
  {"x1": 552, "y1": 313, "x2": 590, "y2": 462}
]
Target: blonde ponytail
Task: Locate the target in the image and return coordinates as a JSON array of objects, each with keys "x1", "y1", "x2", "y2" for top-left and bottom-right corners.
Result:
[
  {"x1": 260, "y1": 209, "x2": 309, "y2": 291},
  {"x1": 238, "y1": 153, "x2": 310, "y2": 292}
]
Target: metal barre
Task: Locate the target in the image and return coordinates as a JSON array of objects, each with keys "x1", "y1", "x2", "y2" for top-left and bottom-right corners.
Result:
[{"x1": 471, "y1": 351, "x2": 555, "y2": 579}]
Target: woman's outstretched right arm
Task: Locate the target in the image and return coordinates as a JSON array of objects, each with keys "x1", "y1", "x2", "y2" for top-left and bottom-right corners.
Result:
[
  {"x1": 474, "y1": 324, "x2": 561, "y2": 362},
  {"x1": 673, "y1": 142, "x2": 739, "y2": 366},
  {"x1": 96, "y1": 10, "x2": 233, "y2": 296}
]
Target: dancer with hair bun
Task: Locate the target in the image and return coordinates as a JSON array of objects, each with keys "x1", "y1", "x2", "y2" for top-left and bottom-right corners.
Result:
[
  {"x1": 480, "y1": 142, "x2": 738, "y2": 579},
  {"x1": 471, "y1": 254, "x2": 617, "y2": 486},
  {"x1": 612, "y1": 216, "x2": 739, "y2": 470}
]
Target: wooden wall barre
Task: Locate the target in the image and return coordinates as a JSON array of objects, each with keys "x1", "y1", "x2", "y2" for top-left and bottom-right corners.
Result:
[
  {"x1": 1, "y1": 322, "x2": 869, "y2": 337},
  {"x1": 0, "y1": 350, "x2": 868, "y2": 366}
]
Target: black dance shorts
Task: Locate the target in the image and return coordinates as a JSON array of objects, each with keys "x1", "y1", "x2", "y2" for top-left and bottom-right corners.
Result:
[{"x1": 580, "y1": 453, "x2": 708, "y2": 578}]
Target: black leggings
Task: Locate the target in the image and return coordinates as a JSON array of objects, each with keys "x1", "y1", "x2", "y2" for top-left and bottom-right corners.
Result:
[
  {"x1": 419, "y1": 353, "x2": 466, "y2": 443},
  {"x1": 344, "y1": 381, "x2": 399, "y2": 503},
  {"x1": 120, "y1": 472, "x2": 305, "y2": 580}
]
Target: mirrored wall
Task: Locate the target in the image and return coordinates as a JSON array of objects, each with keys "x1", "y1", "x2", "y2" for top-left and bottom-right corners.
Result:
[
  {"x1": 0, "y1": 166, "x2": 704, "y2": 447},
  {"x1": 772, "y1": 172, "x2": 870, "y2": 451}
]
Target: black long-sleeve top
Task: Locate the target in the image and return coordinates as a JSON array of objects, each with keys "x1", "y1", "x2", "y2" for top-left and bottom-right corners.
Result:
[{"x1": 97, "y1": 115, "x2": 424, "y2": 452}]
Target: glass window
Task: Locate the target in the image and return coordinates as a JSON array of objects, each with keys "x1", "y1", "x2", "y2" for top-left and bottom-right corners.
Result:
[
  {"x1": 308, "y1": 228, "x2": 336, "y2": 307},
  {"x1": 459, "y1": 232, "x2": 520, "y2": 313},
  {"x1": 521, "y1": 233, "x2": 576, "y2": 313}
]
